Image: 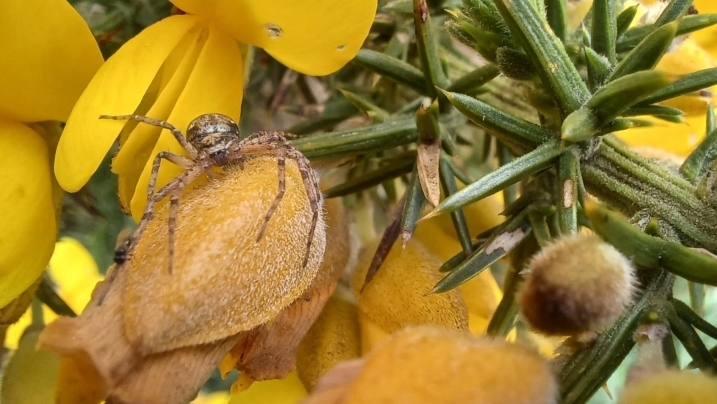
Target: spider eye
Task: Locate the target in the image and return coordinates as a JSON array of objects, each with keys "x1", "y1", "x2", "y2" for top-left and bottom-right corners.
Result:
[
  {"x1": 187, "y1": 113, "x2": 240, "y2": 148},
  {"x1": 210, "y1": 149, "x2": 229, "y2": 165}
]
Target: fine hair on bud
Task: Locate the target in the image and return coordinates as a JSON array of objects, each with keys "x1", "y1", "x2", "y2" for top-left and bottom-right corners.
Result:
[{"x1": 519, "y1": 234, "x2": 637, "y2": 336}]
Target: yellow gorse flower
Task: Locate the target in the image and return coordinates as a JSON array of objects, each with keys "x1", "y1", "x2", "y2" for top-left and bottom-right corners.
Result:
[
  {"x1": 616, "y1": 0, "x2": 717, "y2": 157},
  {"x1": 55, "y1": 0, "x2": 378, "y2": 221},
  {"x1": 5, "y1": 237, "x2": 103, "y2": 349},
  {"x1": 0, "y1": 0, "x2": 102, "y2": 308}
]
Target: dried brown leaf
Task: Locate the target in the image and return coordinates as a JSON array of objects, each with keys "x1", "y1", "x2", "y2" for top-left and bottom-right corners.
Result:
[
  {"x1": 416, "y1": 141, "x2": 441, "y2": 207},
  {"x1": 123, "y1": 157, "x2": 327, "y2": 353},
  {"x1": 39, "y1": 265, "x2": 241, "y2": 404}
]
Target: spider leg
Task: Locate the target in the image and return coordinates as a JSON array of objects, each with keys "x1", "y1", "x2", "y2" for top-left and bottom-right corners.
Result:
[
  {"x1": 240, "y1": 131, "x2": 322, "y2": 268},
  {"x1": 132, "y1": 152, "x2": 195, "y2": 254},
  {"x1": 148, "y1": 164, "x2": 205, "y2": 275},
  {"x1": 256, "y1": 154, "x2": 286, "y2": 242},
  {"x1": 167, "y1": 192, "x2": 180, "y2": 275},
  {"x1": 99, "y1": 114, "x2": 199, "y2": 160}
]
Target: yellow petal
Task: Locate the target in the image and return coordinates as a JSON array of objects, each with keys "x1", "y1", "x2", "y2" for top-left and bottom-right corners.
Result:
[
  {"x1": 113, "y1": 26, "x2": 208, "y2": 210},
  {"x1": 0, "y1": 326, "x2": 61, "y2": 404},
  {"x1": 0, "y1": 120, "x2": 56, "y2": 308},
  {"x1": 228, "y1": 371, "x2": 308, "y2": 404},
  {"x1": 128, "y1": 26, "x2": 245, "y2": 220},
  {"x1": 616, "y1": 115, "x2": 707, "y2": 157},
  {"x1": 54, "y1": 15, "x2": 200, "y2": 193},
  {"x1": 170, "y1": 0, "x2": 377, "y2": 76},
  {"x1": 692, "y1": 0, "x2": 717, "y2": 57},
  {"x1": 48, "y1": 237, "x2": 102, "y2": 313},
  {"x1": 0, "y1": 0, "x2": 102, "y2": 123}
]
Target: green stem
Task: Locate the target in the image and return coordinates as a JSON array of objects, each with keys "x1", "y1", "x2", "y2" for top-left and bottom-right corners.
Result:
[{"x1": 31, "y1": 298, "x2": 44, "y2": 327}]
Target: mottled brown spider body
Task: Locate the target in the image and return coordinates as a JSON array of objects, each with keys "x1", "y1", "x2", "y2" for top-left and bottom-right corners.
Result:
[{"x1": 99, "y1": 113, "x2": 322, "y2": 275}]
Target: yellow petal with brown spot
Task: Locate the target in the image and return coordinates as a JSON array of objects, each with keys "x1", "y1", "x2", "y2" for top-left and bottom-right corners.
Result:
[{"x1": 169, "y1": 0, "x2": 377, "y2": 75}]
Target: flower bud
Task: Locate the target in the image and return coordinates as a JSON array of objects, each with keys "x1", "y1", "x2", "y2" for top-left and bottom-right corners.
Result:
[
  {"x1": 519, "y1": 234, "x2": 636, "y2": 335},
  {"x1": 351, "y1": 238, "x2": 468, "y2": 352},
  {"x1": 296, "y1": 287, "x2": 361, "y2": 391},
  {"x1": 305, "y1": 325, "x2": 557, "y2": 404},
  {"x1": 618, "y1": 370, "x2": 717, "y2": 404}
]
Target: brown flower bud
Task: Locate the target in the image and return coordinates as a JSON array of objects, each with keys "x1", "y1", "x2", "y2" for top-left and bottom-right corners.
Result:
[{"x1": 519, "y1": 234, "x2": 636, "y2": 336}]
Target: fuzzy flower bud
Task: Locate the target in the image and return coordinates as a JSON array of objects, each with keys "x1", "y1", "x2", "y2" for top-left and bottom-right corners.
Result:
[{"x1": 519, "y1": 234, "x2": 636, "y2": 336}]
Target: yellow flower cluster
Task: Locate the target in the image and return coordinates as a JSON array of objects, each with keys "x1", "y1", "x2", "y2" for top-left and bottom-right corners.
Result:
[
  {"x1": 54, "y1": 0, "x2": 377, "y2": 222},
  {"x1": 0, "y1": 0, "x2": 102, "y2": 310}
]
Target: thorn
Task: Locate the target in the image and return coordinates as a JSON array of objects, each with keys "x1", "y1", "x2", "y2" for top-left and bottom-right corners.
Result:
[{"x1": 417, "y1": 209, "x2": 440, "y2": 223}]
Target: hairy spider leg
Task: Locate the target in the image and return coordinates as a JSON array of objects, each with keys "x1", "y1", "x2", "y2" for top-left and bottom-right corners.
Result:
[
  {"x1": 99, "y1": 114, "x2": 199, "y2": 159},
  {"x1": 238, "y1": 131, "x2": 322, "y2": 268},
  {"x1": 96, "y1": 151, "x2": 196, "y2": 304},
  {"x1": 148, "y1": 163, "x2": 206, "y2": 274}
]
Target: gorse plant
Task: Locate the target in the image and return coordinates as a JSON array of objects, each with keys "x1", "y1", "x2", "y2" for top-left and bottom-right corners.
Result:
[
  {"x1": 283, "y1": 0, "x2": 717, "y2": 401},
  {"x1": 4, "y1": 0, "x2": 717, "y2": 402}
]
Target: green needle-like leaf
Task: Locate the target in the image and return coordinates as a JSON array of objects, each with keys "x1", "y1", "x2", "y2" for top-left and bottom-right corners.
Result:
[
  {"x1": 616, "y1": 4, "x2": 639, "y2": 40},
  {"x1": 401, "y1": 166, "x2": 427, "y2": 245},
  {"x1": 673, "y1": 299, "x2": 717, "y2": 341},
  {"x1": 352, "y1": 49, "x2": 428, "y2": 95},
  {"x1": 592, "y1": 0, "x2": 617, "y2": 64},
  {"x1": 425, "y1": 140, "x2": 562, "y2": 216},
  {"x1": 585, "y1": 47, "x2": 612, "y2": 91},
  {"x1": 287, "y1": 98, "x2": 358, "y2": 135},
  {"x1": 324, "y1": 156, "x2": 415, "y2": 198},
  {"x1": 622, "y1": 105, "x2": 684, "y2": 118},
  {"x1": 664, "y1": 304, "x2": 717, "y2": 373},
  {"x1": 545, "y1": 0, "x2": 568, "y2": 42},
  {"x1": 617, "y1": 14, "x2": 717, "y2": 52},
  {"x1": 680, "y1": 126, "x2": 717, "y2": 183},
  {"x1": 493, "y1": 0, "x2": 590, "y2": 113},
  {"x1": 608, "y1": 21, "x2": 677, "y2": 81},
  {"x1": 589, "y1": 70, "x2": 676, "y2": 123},
  {"x1": 557, "y1": 149, "x2": 580, "y2": 235},
  {"x1": 431, "y1": 214, "x2": 531, "y2": 293},
  {"x1": 654, "y1": 0, "x2": 694, "y2": 27},
  {"x1": 413, "y1": 0, "x2": 448, "y2": 97},
  {"x1": 458, "y1": 21, "x2": 510, "y2": 63},
  {"x1": 339, "y1": 89, "x2": 391, "y2": 122},
  {"x1": 637, "y1": 67, "x2": 717, "y2": 106},
  {"x1": 439, "y1": 158, "x2": 474, "y2": 256},
  {"x1": 586, "y1": 200, "x2": 717, "y2": 285},
  {"x1": 37, "y1": 278, "x2": 76, "y2": 317},
  {"x1": 440, "y1": 89, "x2": 552, "y2": 147},
  {"x1": 446, "y1": 64, "x2": 501, "y2": 94}
]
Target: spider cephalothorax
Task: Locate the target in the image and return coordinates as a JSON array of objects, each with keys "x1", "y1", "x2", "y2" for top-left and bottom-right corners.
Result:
[
  {"x1": 99, "y1": 113, "x2": 322, "y2": 276},
  {"x1": 187, "y1": 114, "x2": 243, "y2": 167}
]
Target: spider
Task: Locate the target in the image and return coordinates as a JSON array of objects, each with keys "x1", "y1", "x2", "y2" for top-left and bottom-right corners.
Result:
[{"x1": 99, "y1": 113, "x2": 322, "y2": 275}]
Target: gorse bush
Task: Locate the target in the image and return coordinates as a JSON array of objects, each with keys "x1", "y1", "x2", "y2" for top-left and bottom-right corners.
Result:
[{"x1": 2, "y1": 0, "x2": 717, "y2": 403}]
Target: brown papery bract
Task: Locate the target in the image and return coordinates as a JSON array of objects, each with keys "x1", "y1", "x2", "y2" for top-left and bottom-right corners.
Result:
[
  {"x1": 219, "y1": 197, "x2": 351, "y2": 384},
  {"x1": 38, "y1": 156, "x2": 326, "y2": 404},
  {"x1": 124, "y1": 156, "x2": 327, "y2": 353}
]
